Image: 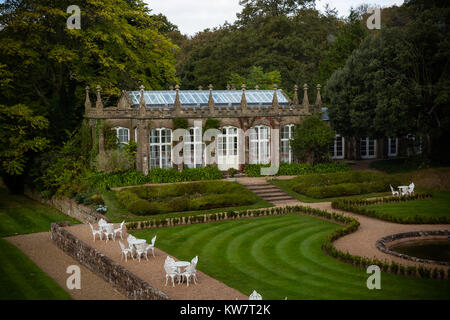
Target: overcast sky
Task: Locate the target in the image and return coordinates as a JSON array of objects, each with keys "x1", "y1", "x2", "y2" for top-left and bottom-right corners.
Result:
[{"x1": 145, "y1": 0, "x2": 404, "y2": 36}]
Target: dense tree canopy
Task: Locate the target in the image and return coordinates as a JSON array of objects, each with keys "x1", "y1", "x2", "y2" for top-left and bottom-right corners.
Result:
[
  {"x1": 324, "y1": 0, "x2": 450, "y2": 159},
  {"x1": 0, "y1": 0, "x2": 178, "y2": 141},
  {"x1": 176, "y1": 6, "x2": 344, "y2": 96}
]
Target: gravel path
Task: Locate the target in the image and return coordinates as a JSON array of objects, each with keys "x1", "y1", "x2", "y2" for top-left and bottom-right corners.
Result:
[
  {"x1": 6, "y1": 232, "x2": 126, "y2": 300},
  {"x1": 67, "y1": 224, "x2": 248, "y2": 300}
]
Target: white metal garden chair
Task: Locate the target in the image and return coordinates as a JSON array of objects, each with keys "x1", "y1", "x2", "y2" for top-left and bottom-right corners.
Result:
[
  {"x1": 408, "y1": 182, "x2": 415, "y2": 195},
  {"x1": 89, "y1": 223, "x2": 103, "y2": 241},
  {"x1": 114, "y1": 221, "x2": 125, "y2": 240},
  {"x1": 390, "y1": 185, "x2": 399, "y2": 197},
  {"x1": 103, "y1": 224, "x2": 115, "y2": 243},
  {"x1": 249, "y1": 290, "x2": 262, "y2": 300},
  {"x1": 145, "y1": 235, "x2": 157, "y2": 258},
  {"x1": 119, "y1": 240, "x2": 132, "y2": 262},
  {"x1": 164, "y1": 256, "x2": 180, "y2": 287},
  {"x1": 181, "y1": 262, "x2": 197, "y2": 287},
  {"x1": 134, "y1": 242, "x2": 148, "y2": 262}
]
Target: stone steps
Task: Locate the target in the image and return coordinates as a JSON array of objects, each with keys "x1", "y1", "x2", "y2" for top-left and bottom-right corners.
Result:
[{"x1": 239, "y1": 181, "x2": 298, "y2": 204}]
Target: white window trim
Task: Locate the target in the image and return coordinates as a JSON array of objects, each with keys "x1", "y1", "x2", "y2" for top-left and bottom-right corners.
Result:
[
  {"x1": 184, "y1": 127, "x2": 204, "y2": 168},
  {"x1": 115, "y1": 127, "x2": 130, "y2": 145},
  {"x1": 388, "y1": 137, "x2": 398, "y2": 157},
  {"x1": 360, "y1": 137, "x2": 377, "y2": 159},
  {"x1": 250, "y1": 125, "x2": 270, "y2": 164},
  {"x1": 281, "y1": 124, "x2": 294, "y2": 163},
  {"x1": 331, "y1": 134, "x2": 345, "y2": 159},
  {"x1": 149, "y1": 128, "x2": 172, "y2": 169}
]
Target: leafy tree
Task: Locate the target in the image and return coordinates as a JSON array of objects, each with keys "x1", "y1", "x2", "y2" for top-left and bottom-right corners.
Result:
[
  {"x1": 229, "y1": 66, "x2": 281, "y2": 89},
  {"x1": 290, "y1": 115, "x2": 335, "y2": 165},
  {"x1": 324, "y1": 0, "x2": 450, "y2": 161},
  {"x1": 318, "y1": 8, "x2": 368, "y2": 87},
  {"x1": 237, "y1": 0, "x2": 315, "y2": 24},
  {"x1": 177, "y1": 7, "x2": 340, "y2": 94},
  {"x1": 0, "y1": 0, "x2": 178, "y2": 141},
  {"x1": 0, "y1": 104, "x2": 49, "y2": 176}
]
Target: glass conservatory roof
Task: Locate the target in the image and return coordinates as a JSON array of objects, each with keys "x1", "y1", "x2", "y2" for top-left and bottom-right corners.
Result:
[{"x1": 128, "y1": 90, "x2": 290, "y2": 108}]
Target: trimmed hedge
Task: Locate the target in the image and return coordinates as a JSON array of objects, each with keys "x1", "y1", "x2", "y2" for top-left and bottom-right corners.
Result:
[
  {"x1": 287, "y1": 170, "x2": 403, "y2": 199},
  {"x1": 126, "y1": 204, "x2": 448, "y2": 280},
  {"x1": 331, "y1": 193, "x2": 450, "y2": 224},
  {"x1": 116, "y1": 181, "x2": 258, "y2": 216},
  {"x1": 244, "y1": 162, "x2": 349, "y2": 177},
  {"x1": 89, "y1": 166, "x2": 223, "y2": 188}
]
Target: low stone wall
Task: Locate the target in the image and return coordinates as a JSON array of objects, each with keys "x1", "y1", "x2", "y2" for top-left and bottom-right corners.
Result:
[
  {"x1": 25, "y1": 188, "x2": 108, "y2": 224},
  {"x1": 51, "y1": 222, "x2": 171, "y2": 300},
  {"x1": 376, "y1": 230, "x2": 450, "y2": 266}
]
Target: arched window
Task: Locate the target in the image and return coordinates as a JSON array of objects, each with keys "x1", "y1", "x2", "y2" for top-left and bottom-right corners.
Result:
[
  {"x1": 184, "y1": 127, "x2": 204, "y2": 168},
  {"x1": 281, "y1": 124, "x2": 294, "y2": 163},
  {"x1": 115, "y1": 127, "x2": 130, "y2": 145},
  {"x1": 149, "y1": 128, "x2": 172, "y2": 169},
  {"x1": 249, "y1": 125, "x2": 270, "y2": 164},
  {"x1": 218, "y1": 126, "x2": 239, "y2": 170}
]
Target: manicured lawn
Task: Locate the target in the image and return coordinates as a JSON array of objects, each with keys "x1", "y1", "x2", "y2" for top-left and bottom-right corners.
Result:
[
  {"x1": 270, "y1": 178, "x2": 391, "y2": 203},
  {"x1": 0, "y1": 187, "x2": 80, "y2": 237},
  {"x1": 362, "y1": 191, "x2": 450, "y2": 219},
  {"x1": 132, "y1": 214, "x2": 450, "y2": 300},
  {"x1": 0, "y1": 238, "x2": 71, "y2": 300}
]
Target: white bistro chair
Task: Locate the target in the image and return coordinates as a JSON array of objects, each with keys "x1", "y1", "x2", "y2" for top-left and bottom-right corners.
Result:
[
  {"x1": 89, "y1": 223, "x2": 103, "y2": 242},
  {"x1": 164, "y1": 256, "x2": 180, "y2": 287},
  {"x1": 119, "y1": 240, "x2": 132, "y2": 262},
  {"x1": 134, "y1": 242, "x2": 148, "y2": 262},
  {"x1": 114, "y1": 221, "x2": 125, "y2": 240},
  {"x1": 145, "y1": 235, "x2": 157, "y2": 258},
  {"x1": 103, "y1": 224, "x2": 115, "y2": 243},
  {"x1": 408, "y1": 182, "x2": 415, "y2": 195},
  {"x1": 390, "y1": 185, "x2": 400, "y2": 197}
]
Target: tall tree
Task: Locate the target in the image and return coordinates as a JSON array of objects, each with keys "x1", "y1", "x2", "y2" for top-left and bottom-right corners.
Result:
[
  {"x1": 0, "y1": 0, "x2": 178, "y2": 141},
  {"x1": 229, "y1": 66, "x2": 281, "y2": 89}
]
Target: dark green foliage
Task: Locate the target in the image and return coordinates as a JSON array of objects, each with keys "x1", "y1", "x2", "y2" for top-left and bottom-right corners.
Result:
[
  {"x1": 204, "y1": 118, "x2": 221, "y2": 132},
  {"x1": 290, "y1": 115, "x2": 335, "y2": 165},
  {"x1": 173, "y1": 118, "x2": 188, "y2": 130},
  {"x1": 287, "y1": 170, "x2": 402, "y2": 199},
  {"x1": 244, "y1": 161, "x2": 349, "y2": 177},
  {"x1": 116, "y1": 181, "x2": 258, "y2": 216},
  {"x1": 89, "y1": 166, "x2": 222, "y2": 189}
]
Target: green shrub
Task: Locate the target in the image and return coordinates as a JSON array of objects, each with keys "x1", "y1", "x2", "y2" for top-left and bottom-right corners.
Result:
[
  {"x1": 167, "y1": 197, "x2": 190, "y2": 212},
  {"x1": 94, "y1": 149, "x2": 135, "y2": 174},
  {"x1": 245, "y1": 162, "x2": 349, "y2": 177}
]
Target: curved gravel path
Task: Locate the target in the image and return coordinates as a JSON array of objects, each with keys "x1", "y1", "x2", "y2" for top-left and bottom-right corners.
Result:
[{"x1": 279, "y1": 201, "x2": 450, "y2": 270}]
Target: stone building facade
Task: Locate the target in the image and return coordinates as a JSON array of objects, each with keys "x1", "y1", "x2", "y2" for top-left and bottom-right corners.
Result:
[{"x1": 84, "y1": 84, "x2": 323, "y2": 173}]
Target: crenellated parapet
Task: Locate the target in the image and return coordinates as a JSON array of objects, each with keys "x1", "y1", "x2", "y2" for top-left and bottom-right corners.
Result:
[{"x1": 84, "y1": 83, "x2": 322, "y2": 120}]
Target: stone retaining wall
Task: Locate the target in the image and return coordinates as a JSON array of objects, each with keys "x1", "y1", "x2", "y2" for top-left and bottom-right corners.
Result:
[
  {"x1": 376, "y1": 230, "x2": 450, "y2": 266},
  {"x1": 51, "y1": 222, "x2": 171, "y2": 300},
  {"x1": 25, "y1": 188, "x2": 108, "y2": 224}
]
